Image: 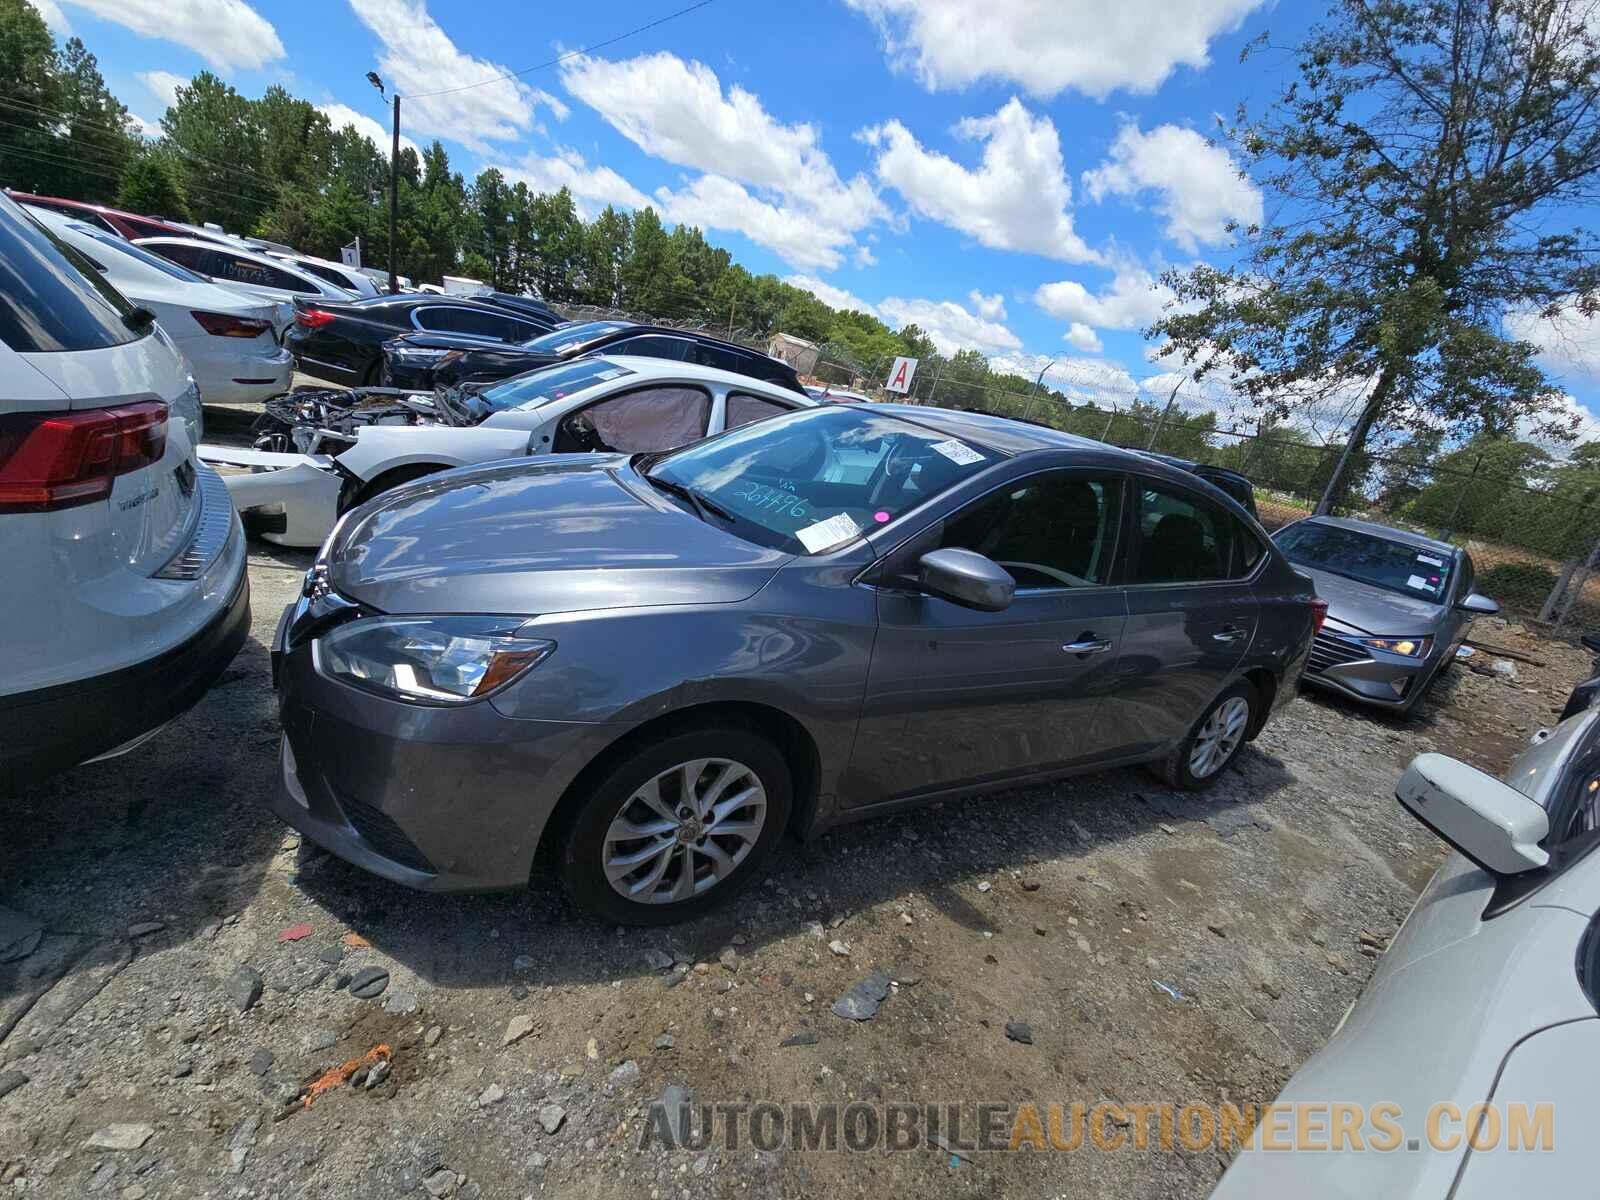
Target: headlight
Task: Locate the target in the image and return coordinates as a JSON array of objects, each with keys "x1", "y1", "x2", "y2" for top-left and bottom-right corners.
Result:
[
  {"x1": 392, "y1": 346, "x2": 450, "y2": 361},
  {"x1": 1358, "y1": 635, "x2": 1431, "y2": 658},
  {"x1": 314, "y1": 616, "x2": 554, "y2": 703}
]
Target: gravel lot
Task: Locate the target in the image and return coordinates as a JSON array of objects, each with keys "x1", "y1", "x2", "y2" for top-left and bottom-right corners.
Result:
[{"x1": 2, "y1": 435, "x2": 1592, "y2": 1198}]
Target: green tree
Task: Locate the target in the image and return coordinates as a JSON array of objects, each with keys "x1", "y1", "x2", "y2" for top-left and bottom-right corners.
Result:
[
  {"x1": 117, "y1": 148, "x2": 189, "y2": 218},
  {"x1": 1151, "y1": 0, "x2": 1600, "y2": 513},
  {"x1": 162, "y1": 72, "x2": 272, "y2": 232}
]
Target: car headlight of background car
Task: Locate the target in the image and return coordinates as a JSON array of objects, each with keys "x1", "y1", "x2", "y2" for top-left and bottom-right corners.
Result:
[
  {"x1": 314, "y1": 616, "x2": 554, "y2": 703},
  {"x1": 1356, "y1": 635, "x2": 1432, "y2": 658},
  {"x1": 389, "y1": 346, "x2": 457, "y2": 364}
]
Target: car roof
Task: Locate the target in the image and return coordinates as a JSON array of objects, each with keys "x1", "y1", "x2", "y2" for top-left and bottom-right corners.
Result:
[
  {"x1": 1298, "y1": 514, "x2": 1459, "y2": 555},
  {"x1": 591, "y1": 355, "x2": 818, "y2": 400},
  {"x1": 861, "y1": 403, "x2": 1116, "y2": 456},
  {"x1": 590, "y1": 323, "x2": 785, "y2": 360}
]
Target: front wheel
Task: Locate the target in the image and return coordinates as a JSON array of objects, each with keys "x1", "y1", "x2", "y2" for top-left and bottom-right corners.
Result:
[
  {"x1": 561, "y1": 728, "x2": 792, "y2": 925},
  {"x1": 1153, "y1": 681, "x2": 1255, "y2": 791}
]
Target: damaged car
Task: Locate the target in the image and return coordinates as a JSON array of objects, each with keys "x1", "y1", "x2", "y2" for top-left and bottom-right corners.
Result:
[{"x1": 201, "y1": 356, "x2": 815, "y2": 547}]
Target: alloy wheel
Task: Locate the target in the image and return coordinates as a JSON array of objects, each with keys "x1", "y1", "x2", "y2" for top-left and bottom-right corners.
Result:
[
  {"x1": 1189, "y1": 696, "x2": 1250, "y2": 779},
  {"x1": 601, "y1": 758, "x2": 768, "y2": 904}
]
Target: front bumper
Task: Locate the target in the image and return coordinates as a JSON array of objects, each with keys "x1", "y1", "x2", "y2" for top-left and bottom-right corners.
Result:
[
  {"x1": 202, "y1": 444, "x2": 344, "y2": 549},
  {"x1": 1303, "y1": 633, "x2": 1437, "y2": 709},
  {"x1": 1, "y1": 559, "x2": 249, "y2": 790},
  {"x1": 272, "y1": 605, "x2": 615, "y2": 891}
]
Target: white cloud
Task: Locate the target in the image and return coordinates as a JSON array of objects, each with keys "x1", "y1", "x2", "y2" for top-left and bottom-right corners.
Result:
[
  {"x1": 1083, "y1": 122, "x2": 1262, "y2": 252},
  {"x1": 968, "y1": 290, "x2": 1006, "y2": 321},
  {"x1": 495, "y1": 148, "x2": 649, "y2": 218},
  {"x1": 348, "y1": 0, "x2": 564, "y2": 153},
  {"x1": 1505, "y1": 303, "x2": 1600, "y2": 387},
  {"x1": 59, "y1": 0, "x2": 282, "y2": 70},
  {"x1": 559, "y1": 51, "x2": 883, "y2": 270},
  {"x1": 655, "y1": 175, "x2": 861, "y2": 272},
  {"x1": 32, "y1": 0, "x2": 69, "y2": 34},
  {"x1": 317, "y1": 103, "x2": 421, "y2": 159},
  {"x1": 784, "y1": 274, "x2": 878, "y2": 316},
  {"x1": 861, "y1": 99, "x2": 1098, "y2": 263},
  {"x1": 1521, "y1": 392, "x2": 1600, "y2": 450},
  {"x1": 138, "y1": 70, "x2": 185, "y2": 116},
  {"x1": 992, "y1": 351, "x2": 1139, "y2": 400},
  {"x1": 844, "y1": 0, "x2": 1264, "y2": 100},
  {"x1": 1034, "y1": 263, "x2": 1173, "y2": 330},
  {"x1": 129, "y1": 113, "x2": 162, "y2": 139},
  {"x1": 876, "y1": 295, "x2": 1022, "y2": 357},
  {"x1": 1064, "y1": 322, "x2": 1102, "y2": 353}
]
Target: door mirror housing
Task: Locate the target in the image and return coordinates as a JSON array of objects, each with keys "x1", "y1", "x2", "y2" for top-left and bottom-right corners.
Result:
[
  {"x1": 1396, "y1": 753, "x2": 1549, "y2": 875},
  {"x1": 918, "y1": 548, "x2": 1015, "y2": 612},
  {"x1": 1457, "y1": 592, "x2": 1500, "y2": 615}
]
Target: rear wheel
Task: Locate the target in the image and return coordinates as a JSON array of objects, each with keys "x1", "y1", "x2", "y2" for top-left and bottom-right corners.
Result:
[
  {"x1": 560, "y1": 727, "x2": 791, "y2": 925},
  {"x1": 1152, "y1": 681, "x2": 1256, "y2": 791}
]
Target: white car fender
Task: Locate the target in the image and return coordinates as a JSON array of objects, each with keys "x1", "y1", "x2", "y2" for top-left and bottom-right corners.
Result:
[{"x1": 335, "y1": 423, "x2": 537, "y2": 482}]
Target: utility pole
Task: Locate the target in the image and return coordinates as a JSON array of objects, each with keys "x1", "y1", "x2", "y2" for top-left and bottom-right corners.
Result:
[{"x1": 367, "y1": 71, "x2": 400, "y2": 295}]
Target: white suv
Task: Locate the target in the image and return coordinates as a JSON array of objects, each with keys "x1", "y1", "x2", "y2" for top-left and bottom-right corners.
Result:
[{"x1": 0, "y1": 193, "x2": 249, "y2": 790}]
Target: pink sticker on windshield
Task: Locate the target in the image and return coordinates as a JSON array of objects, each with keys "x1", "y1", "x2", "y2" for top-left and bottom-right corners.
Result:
[{"x1": 874, "y1": 510, "x2": 890, "y2": 523}]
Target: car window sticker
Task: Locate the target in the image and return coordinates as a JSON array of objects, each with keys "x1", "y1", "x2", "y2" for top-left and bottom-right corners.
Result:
[
  {"x1": 796, "y1": 512, "x2": 860, "y2": 553},
  {"x1": 929, "y1": 438, "x2": 984, "y2": 466}
]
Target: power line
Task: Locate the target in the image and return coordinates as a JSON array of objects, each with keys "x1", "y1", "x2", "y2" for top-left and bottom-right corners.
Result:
[{"x1": 404, "y1": 0, "x2": 717, "y2": 99}]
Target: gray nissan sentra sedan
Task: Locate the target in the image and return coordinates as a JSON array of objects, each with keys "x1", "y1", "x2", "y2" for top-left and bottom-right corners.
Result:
[
  {"x1": 271, "y1": 404, "x2": 1320, "y2": 923},
  {"x1": 1272, "y1": 516, "x2": 1499, "y2": 714}
]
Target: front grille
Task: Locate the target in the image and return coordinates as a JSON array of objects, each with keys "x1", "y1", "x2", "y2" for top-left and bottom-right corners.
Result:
[
  {"x1": 335, "y1": 790, "x2": 436, "y2": 874},
  {"x1": 1306, "y1": 631, "x2": 1370, "y2": 675},
  {"x1": 154, "y1": 463, "x2": 236, "y2": 580}
]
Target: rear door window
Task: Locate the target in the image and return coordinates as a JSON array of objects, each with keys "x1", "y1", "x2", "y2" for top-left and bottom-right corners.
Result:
[
  {"x1": 0, "y1": 201, "x2": 141, "y2": 352},
  {"x1": 415, "y1": 306, "x2": 516, "y2": 339},
  {"x1": 212, "y1": 253, "x2": 314, "y2": 293},
  {"x1": 725, "y1": 392, "x2": 793, "y2": 430},
  {"x1": 1131, "y1": 482, "x2": 1257, "y2": 583},
  {"x1": 552, "y1": 386, "x2": 712, "y2": 454},
  {"x1": 605, "y1": 334, "x2": 692, "y2": 361}
]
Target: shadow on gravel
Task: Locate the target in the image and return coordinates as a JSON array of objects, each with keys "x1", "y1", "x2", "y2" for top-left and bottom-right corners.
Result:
[
  {"x1": 287, "y1": 742, "x2": 1294, "y2": 993},
  {"x1": 0, "y1": 609, "x2": 286, "y2": 1006}
]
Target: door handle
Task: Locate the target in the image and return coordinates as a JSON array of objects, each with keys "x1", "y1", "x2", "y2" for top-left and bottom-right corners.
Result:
[
  {"x1": 1062, "y1": 637, "x2": 1112, "y2": 655},
  {"x1": 1212, "y1": 627, "x2": 1247, "y2": 644}
]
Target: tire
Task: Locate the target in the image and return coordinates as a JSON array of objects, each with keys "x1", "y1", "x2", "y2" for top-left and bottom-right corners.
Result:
[
  {"x1": 1152, "y1": 681, "x2": 1256, "y2": 791},
  {"x1": 346, "y1": 463, "x2": 447, "y2": 510},
  {"x1": 560, "y1": 727, "x2": 792, "y2": 925}
]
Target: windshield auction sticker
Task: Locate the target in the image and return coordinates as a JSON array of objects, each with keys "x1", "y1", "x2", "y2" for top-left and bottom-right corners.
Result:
[
  {"x1": 930, "y1": 438, "x2": 985, "y2": 466},
  {"x1": 796, "y1": 512, "x2": 860, "y2": 553}
]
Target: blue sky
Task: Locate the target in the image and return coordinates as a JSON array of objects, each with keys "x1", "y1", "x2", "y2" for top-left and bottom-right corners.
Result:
[{"x1": 31, "y1": 0, "x2": 1600, "y2": 440}]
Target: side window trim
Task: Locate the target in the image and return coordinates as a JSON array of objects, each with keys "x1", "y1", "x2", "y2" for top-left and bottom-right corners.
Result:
[{"x1": 1122, "y1": 472, "x2": 1268, "y2": 590}]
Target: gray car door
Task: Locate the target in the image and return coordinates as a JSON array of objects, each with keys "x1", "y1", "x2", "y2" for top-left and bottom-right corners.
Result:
[
  {"x1": 847, "y1": 469, "x2": 1130, "y2": 803},
  {"x1": 1095, "y1": 476, "x2": 1261, "y2": 759}
]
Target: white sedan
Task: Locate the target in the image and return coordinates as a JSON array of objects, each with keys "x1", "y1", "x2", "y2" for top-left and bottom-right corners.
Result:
[
  {"x1": 201, "y1": 356, "x2": 816, "y2": 547},
  {"x1": 1213, "y1": 704, "x2": 1600, "y2": 1198},
  {"x1": 132, "y1": 236, "x2": 355, "y2": 334},
  {"x1": 25, "y1": 206, "x2": 293, "y2": 407}
]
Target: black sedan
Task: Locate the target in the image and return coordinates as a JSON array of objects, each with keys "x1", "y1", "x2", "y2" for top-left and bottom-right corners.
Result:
[
  {"x1": 285, "y1": 295, "x2": 560, "y2": 386},
  {"x1": 381, "y1": 320, "x2": 807, "y2": 394}
]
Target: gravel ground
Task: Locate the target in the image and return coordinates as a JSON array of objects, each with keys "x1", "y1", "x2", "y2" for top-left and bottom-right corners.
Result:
[{"x1": 2, "y1": 455, "x2": 1593, "y2": 1198}]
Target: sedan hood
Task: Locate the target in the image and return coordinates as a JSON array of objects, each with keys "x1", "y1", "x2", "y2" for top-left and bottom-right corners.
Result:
[
  {"x1": 329, "y1": 455, "x2": 791, "y2": 616},
  {"x1": 1294, "y1": 564, "x2": 1445, "y2": 636}
]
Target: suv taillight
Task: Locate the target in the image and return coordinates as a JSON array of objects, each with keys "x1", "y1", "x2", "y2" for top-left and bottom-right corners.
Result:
[
  {"x1": 192, "y1": 310, "x2": 272, "y2": 338},
  {"x1": 0, "y1": 401, "x2": 168, "y2": 513},
  {"x1": 1311, "y1": 597, "x2": 1328, "y2": 637},
  {"x1": 295, "y1": 308, "x2": 336, "y2": 328}
]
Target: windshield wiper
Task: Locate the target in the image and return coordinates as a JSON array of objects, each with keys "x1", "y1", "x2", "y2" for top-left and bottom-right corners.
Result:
[{"x1": 647, "y1": 475, "x2": 735, "y2": 525}]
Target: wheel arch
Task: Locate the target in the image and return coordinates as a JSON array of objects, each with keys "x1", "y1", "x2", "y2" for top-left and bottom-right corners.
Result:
[{"x1": 534, "y1": 700, "x2": 823, "y2": 876}]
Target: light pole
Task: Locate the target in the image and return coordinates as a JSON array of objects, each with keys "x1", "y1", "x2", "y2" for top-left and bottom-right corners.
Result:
[
  {"x1": 367, "y1": 71, "x2": 400, "y2": 295},
  {"x1": 1022, "y1": 359, "x2": 1055, "y2": 421}
]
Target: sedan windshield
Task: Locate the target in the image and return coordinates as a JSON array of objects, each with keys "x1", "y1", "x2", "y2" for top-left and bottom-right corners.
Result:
[
  {"x1": 1275, "y1": 522, "x2": 1453, "y2": 602},
  {"x1": 645, "y1": 406, "x2": 1001, "y2": 555},
  {"x1": 523, "y1": 320, "x2": 630, "y2": 353}
]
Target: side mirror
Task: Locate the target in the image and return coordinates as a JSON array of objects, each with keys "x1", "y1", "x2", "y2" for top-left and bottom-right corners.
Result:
[
  {"x1": 918, "y1": 548, "x2": 1015, "y2": 612},
  {"x1": 1396, "y1": 753, "x2": 1549, "y2": 875},
  {"x1": 1457, "y1": 592, "x2": 1500, "y2": 615}
]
